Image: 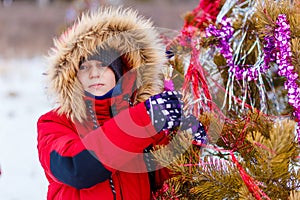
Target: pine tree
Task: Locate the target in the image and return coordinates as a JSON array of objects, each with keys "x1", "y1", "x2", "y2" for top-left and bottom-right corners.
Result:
[{"x1": 153, "y1": 0, "x2": 300, "y2": 199}]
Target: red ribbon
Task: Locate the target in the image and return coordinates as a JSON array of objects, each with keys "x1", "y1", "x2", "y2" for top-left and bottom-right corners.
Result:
[{"x1": 230, "y1": 151, "x2": 271, "y2": 200}]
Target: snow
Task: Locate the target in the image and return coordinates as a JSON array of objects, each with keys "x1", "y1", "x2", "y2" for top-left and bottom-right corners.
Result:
[{"x1": 0, "y1": 57, "x2": 50, "y2": 199}]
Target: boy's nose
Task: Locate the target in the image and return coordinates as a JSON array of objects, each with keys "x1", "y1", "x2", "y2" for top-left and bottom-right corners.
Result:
[{"x1": 89, "y1": 66, "x2": 101, "y2": 78}]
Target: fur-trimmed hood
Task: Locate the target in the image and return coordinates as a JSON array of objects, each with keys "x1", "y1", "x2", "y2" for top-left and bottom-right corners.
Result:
[{"x1": 46, "y1": 7, "x2": 166, "y2": 122}]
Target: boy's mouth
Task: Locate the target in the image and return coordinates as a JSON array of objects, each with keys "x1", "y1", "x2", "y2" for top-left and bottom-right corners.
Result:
[{"x1": 89, "y1": 83, "x2": 104, "y2": 89}]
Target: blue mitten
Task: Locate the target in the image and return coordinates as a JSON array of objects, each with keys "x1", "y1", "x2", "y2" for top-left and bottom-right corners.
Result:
[
  {"x1": 180, "y1": 115, "x2": 207, "y2": 146},
  {"x1": 144, "y1": 91, "x2": 183, "y2": 132}
]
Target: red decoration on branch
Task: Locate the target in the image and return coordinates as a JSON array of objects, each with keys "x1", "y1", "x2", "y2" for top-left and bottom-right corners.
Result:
[
  {"x1": 230, "y1": 151, "x2": 271, "y2": 200},
  {"x1": 177, "y1": 0, "x2": 222, "y2": 115},
  {"x1": 182, "y1": 43, "x2": 212, "y2": 115},
  {"x1": 184, "y1": 0, "x2": 221, "y2": 31}
]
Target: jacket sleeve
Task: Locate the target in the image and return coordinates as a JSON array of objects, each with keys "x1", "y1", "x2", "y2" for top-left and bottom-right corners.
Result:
[
  {"x1": 37, "y1": 102, "x2": 159, "y2": 189},
  {"x1": 81, "y1": 102, "x2": 162, "y2": 171}
]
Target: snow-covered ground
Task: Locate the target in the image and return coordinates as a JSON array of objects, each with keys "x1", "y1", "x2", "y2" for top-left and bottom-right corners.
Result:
[{"x1": 0, "y1": 57, "x2": 50, "y2": 199}]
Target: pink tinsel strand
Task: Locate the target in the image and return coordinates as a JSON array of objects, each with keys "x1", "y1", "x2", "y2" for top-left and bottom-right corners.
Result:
[
  {"x1": 206, "y1": 17, "x2": 240, "y2": 79},
  {"x1": 164, "y1": 79, "x2": 175, "y2": 91},
  {"x1": 206, "y1": 17, "x2": 276, "y2": 82},
  {"x1": 205, "y1": 15, "x2": 300, "y2": 141},
  {"x1": 274, "y1": 14, "x2": 300, "y2": 143}
]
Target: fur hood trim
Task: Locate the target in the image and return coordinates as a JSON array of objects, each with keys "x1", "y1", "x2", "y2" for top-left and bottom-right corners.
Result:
[{"x1": 46, "y1": 7, "x2": 166, "y2": 122}]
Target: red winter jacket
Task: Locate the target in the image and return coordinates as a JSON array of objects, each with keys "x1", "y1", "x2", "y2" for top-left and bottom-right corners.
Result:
[
  {"x1": 38, "y1": 7, "x2": 172, "y2": 199},
  {"x1": 37, "y1": 90, "x2": 169, "y2": 200}
]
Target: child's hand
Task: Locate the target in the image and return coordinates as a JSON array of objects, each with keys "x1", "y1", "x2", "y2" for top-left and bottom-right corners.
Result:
[
  {"x1": 180, "y1": 115, "x2": 207, "y2": 146},
  {"x1": 144, "y1": 91, "x2": 183, "y2": 132}
]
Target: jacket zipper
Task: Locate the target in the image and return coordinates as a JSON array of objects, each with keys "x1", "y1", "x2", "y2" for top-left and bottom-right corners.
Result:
[{"x1": 86, "y1": 100, "x2": 116, "y2": 199}]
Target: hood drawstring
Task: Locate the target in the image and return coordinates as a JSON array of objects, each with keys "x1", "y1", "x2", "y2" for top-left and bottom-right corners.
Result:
[{"x1": 85, "y1": 100, "x2": 99, "y2": 130}]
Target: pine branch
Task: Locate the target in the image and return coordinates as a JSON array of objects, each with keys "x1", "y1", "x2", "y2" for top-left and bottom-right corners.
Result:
[
  {"x1": 246, "y1": 119, "x2": 300, "y2": 198},
  {"x1": 289, "y1": 190, "x2": 300, "y2": 200},
  {"x1": 153, "y1": 130, "x2": 244, "y2": 199},
  {"x1": 238, "y1": 184, "x2": 256, "y2": 200},
  {"x1": 216, "y1": 110, "x2": 274, "y2": 157},
  {"x1": 153, "y1": 114, "x2": 300, "y2": 199},
  {"x1": 291, "y1": 38, "x2": 300, "y2": 81},
  {"x1": 189, "y1": 156, "x2": 242, "y2": 199},
  {"x1": 254, "y1": 0, "x2": 299, "y2": 37}
]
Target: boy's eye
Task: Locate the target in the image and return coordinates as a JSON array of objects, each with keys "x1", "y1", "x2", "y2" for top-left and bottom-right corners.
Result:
[
  {"x1": 97, "y1": 63, "x2": 107, "y2": 68},
  {"x1": 79, "y1": 65, "x2": 88, "y2": 70}
]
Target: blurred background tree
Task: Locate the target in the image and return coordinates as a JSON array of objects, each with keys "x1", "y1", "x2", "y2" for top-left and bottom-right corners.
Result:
[{"x1": 0, "y1": 0, "x2": 198, "y2": 58}]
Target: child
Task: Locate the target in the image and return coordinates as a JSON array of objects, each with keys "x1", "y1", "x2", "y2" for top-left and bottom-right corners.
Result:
[{"x1": 37, "y1": 7, "x2": 206, "y2": 200}]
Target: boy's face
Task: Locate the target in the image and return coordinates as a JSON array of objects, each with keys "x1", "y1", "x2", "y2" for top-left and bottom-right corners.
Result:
[{"x1": 77, "y1": 60, "x2": 116, "y2": 96}]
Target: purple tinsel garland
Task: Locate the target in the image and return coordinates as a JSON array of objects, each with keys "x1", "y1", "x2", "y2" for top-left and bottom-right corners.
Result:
[
  {"x1": 205, "y1": 17, "x2": 240, "y2": 78},
  {"x1": 206, "y1": 15, "x2": 300, "y2": 141},
  {"x1": 274, "y1": 14, "x2": 300, "y2": 141},
  {"x1": 206, "y1": 17, "x2": 262, "y2": 81},
  {"x1": 262, "y1": 35, "x2": 276, "y2": 72}
]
